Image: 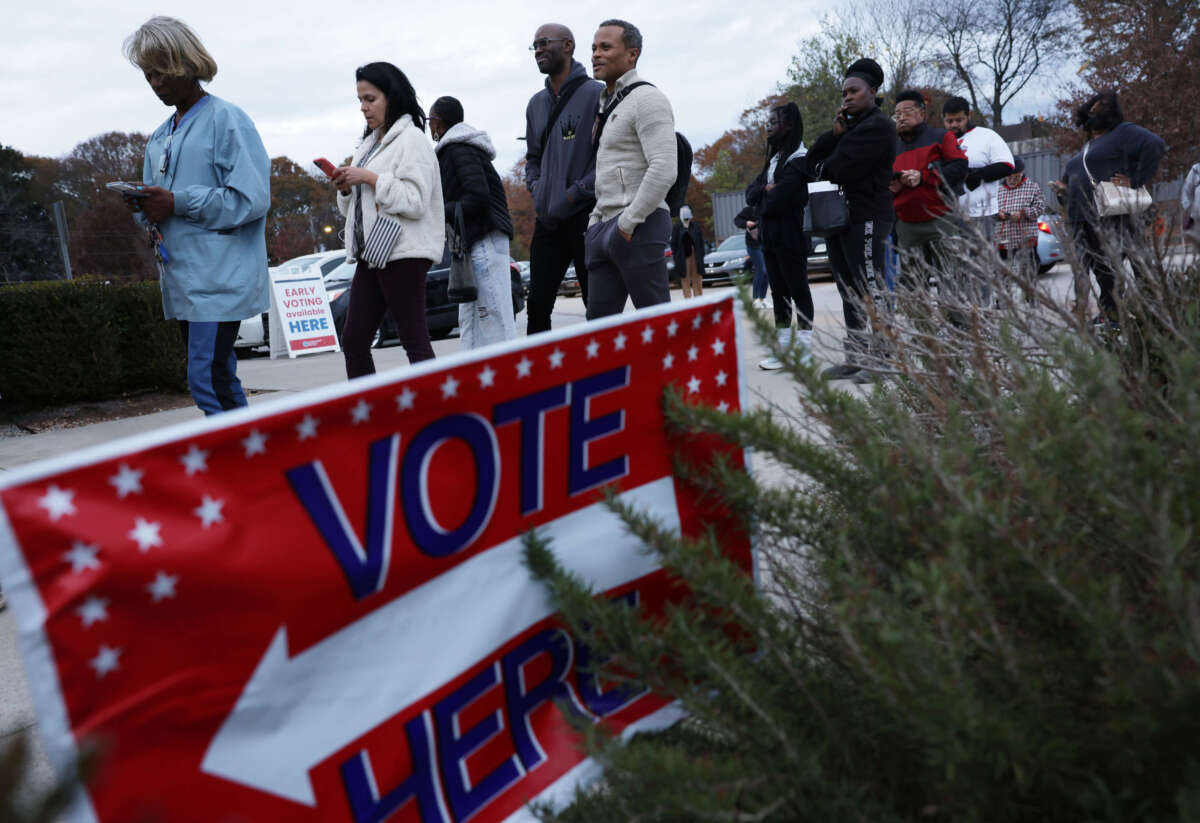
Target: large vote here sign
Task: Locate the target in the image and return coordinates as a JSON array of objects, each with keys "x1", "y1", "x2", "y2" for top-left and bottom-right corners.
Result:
[{"x1": 0, "y1": 293, "x2": 753, "y2": 823}]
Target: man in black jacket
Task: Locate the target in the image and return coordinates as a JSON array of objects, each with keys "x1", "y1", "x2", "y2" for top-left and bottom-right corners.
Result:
[
  {"x1": 524, "y1": 23, "x2": 604, "y2": 333},
  {"x1": 806, "y1": 58, "x2": 896, "y2": 381}
]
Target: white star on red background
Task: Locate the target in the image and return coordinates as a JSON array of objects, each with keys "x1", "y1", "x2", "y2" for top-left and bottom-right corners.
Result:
[
  {"x1": 687, "y1": 376, "x2": 702, "y2": 394},
  {"x1": 63, "y1": 541, "x2": 100, "y2": 574},
  {"x1": 147, "y1": 572, "x2": 179, "y2": 603},
  {"x1": 38, "y1": 485, "x2": 76, "y2": 521},
  {"x1": 641, "y1": 326, "x2": 654, "y2": 343},
  {"x1": 296, "y1": 415, "x2": 320, "y2": 441},
  {"x1": 396, "y1": 387, "x2": 416, "y2": 411},
  {"x1": 662, "y1": 353, "x2": 675, "y2": 369},
  {"x1": 194, "y1": 496, "x2": 225, "y2": 528},
  {"x1": 715, "y1": 370, "x2": 729, "y2": 387},
  {"x1": 179, "y1": 445, "x2": 209, "y2": 476},
  {"x1": 549, "y1": 349, "x2": 565, "y2": 369},
  {"x1": 76, "y1": 596, "x2": 109, "y2": 628},
  {"x1": 586, "y1": 339, "x2": 600, "y2": 359},
  {"x1": 90, "y1": 645, "x2": 121, "y2": 679},
  {"x1": 441, "y1": 375, "x2": 460, "y2": 398},
  {"x1": 614, "y1": 333, "x2": 627, "y2": 351},
  {"x1": 242, "y1": 429, "x2": 268, "y2": 457},
  {"x1": 667, "y1": 319, "x2": 679, "y2": 337},
  {"x1": 128, "y1": 518, "x2": 163, "y2": 553},
  {"x1": 516, "y1": 357, "x2": 533, "y2": 378},
  {"x1": 711, "y1": 338, "x2": 727, "y2": 356},
  {"x1": 350, "y1": 400, "x2": 372, "y2": 424},
  {"x1": 687, "y1": 346, "x2": 699, "y2": 361},
  {"x1": 109, "y1": 464, "x2": 144, "y2": 498},
  {"x1": 478, "y1": 366, "x2": 496, "y2": 387}
]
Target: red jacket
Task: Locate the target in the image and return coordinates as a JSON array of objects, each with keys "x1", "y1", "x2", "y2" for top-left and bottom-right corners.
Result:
[{"x1": 892, "y1": 123, "x2": 968, "y2": 223}]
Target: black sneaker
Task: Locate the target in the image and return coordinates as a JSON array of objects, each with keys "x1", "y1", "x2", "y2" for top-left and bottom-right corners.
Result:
[{"x1": 822, "y1": 363, "x2": 862, "y2": 380}]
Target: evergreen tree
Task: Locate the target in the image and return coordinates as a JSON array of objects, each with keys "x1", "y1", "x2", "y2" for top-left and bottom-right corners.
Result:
[{"x1": 526, "y1": 234, "x2": 1200, "y2": 821}]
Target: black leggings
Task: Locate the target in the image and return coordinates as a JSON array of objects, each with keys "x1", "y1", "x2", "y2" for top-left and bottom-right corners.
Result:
[
  {"x1": 826, "y1": 220, "x2": 892, "y2": 336},
  {"x1": 1076, "y1": 216, "x2": 1143, "y2": 315},
  {"x1": 342, "y1": 258, "x2": 435, "y2": 378},
  {"x1": 763, "y1": 246, "x2": 813, "y2": 330}
]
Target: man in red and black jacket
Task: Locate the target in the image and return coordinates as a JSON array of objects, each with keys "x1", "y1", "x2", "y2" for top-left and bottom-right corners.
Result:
[{"x1": 890, "y1": 90, "x2": 967, "y2": 286}]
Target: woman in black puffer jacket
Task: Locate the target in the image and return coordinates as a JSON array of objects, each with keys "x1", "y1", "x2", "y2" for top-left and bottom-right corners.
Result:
[
  {"x1": 430, "y1": 96, "x2": 516, "y2": 349},
  {"x1": 745, "y1": 102, "x2": 812, "y2": 371}
]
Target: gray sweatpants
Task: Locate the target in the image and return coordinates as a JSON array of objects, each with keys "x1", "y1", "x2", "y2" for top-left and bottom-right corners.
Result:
[{"x1": 584, "y1": 208, "x2": 672, "y2": 319}]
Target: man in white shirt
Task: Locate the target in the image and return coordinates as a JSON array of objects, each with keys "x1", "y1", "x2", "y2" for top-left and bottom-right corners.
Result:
[{"x1": 943, "y1": 96, "x2": 1014, "y2": 241}]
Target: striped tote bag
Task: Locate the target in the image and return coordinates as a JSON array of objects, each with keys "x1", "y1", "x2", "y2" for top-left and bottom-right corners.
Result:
[{"x1": 361, "y1": 212, "x2": 403, "y2": 268}]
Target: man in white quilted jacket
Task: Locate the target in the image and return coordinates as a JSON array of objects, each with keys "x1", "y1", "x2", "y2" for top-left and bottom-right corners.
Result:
[{"x1": 584, "y1": 19, "x2": 678, "y2": 319}]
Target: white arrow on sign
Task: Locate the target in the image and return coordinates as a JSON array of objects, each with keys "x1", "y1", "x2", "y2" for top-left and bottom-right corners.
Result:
[{"x1": 201, "y1": 477, "x2": 680, "y2": 806}]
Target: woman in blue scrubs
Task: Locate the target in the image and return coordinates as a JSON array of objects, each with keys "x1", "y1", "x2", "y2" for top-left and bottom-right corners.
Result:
[{"x1": 122, "y1": 16, "x2": 270, "y2": 415}]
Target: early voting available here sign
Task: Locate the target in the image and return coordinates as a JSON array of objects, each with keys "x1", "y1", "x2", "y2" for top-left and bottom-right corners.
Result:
[
  {"x1": 269, "y1": 266, "x2": 340, "y2": 358},
  {"x1": 0, "y1": 294, "x2": 754, "y2": 823}
]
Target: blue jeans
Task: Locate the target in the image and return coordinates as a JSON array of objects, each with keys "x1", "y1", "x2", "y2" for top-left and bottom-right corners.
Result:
[
  {"x1": 747, "y1": 245, "x2": 768, "y2": 299},
  {"x1": 180, "y1": 320, "x2": 247, "y2": 415}
]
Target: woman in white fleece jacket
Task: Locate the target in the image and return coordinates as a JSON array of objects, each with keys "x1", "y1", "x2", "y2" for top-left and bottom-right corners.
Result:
[{"x1": 332, "y1": 62, "x2": 445, "y2": 378}]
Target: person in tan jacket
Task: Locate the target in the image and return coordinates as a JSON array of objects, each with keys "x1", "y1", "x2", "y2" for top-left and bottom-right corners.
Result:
[{"x1": 585, "y1": 19, "x2": 677, "y2": 319}]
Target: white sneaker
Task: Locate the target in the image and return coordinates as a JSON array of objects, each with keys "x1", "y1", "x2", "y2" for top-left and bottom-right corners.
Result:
[{"x1": 759, "y1": 326, "x2": 792, "y2": 371}]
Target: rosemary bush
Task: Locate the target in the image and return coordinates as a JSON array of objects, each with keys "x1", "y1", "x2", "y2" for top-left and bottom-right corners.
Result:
[{"x1": 525, "y1": 231, "x2": 1200, "y2": 822}]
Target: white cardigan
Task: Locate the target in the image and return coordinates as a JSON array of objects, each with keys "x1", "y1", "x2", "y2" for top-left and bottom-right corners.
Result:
[{"x1": 338, "y1": 115, "x2": 446, "y2": 265}]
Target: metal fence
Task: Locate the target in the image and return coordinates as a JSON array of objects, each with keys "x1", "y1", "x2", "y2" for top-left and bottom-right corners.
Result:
[{"x1": 711, "y1": 191, "x2": 745, "y2": 241}]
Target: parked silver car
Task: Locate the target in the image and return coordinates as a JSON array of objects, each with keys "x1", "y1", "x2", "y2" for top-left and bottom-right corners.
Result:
[
  {"x1": 1036, "y1": 213, "x2": 1065, "y2": 274},
  {"x1": 703, "y1": 234, "x2": 752, "y2": 284}
]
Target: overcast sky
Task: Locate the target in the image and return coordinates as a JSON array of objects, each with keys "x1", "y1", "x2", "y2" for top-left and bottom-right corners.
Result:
[{"x1": 3, "y1": 0, "x2": 836, "y2": 178}]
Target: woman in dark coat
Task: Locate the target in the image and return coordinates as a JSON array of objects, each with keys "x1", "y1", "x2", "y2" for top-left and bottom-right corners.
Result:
[
  {"x1": 745, "y1": 102, "x2": 812, "y2": 370},
  {"x1": 430, "y1": 96, "x2": 517, "y2": 349},
  {"x1": 1051, "y1": 90, "x2": 1165, "y2": 325},
  {"x1": 805, "y1": 57, "x2": 896, "y2": 381}
]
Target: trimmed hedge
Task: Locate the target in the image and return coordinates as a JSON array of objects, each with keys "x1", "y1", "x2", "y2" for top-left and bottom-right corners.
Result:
[{"x1": 0, "y1": 280, "x2": 187, "y2": 407}]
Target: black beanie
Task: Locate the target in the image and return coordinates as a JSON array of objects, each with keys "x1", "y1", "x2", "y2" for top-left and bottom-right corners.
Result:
[
  {"x1": 845, "y1": 58, "x2": 884, "y2": 90},
  {"x1": 431, "y1": 96, "x2": 464, "y2": 128}
]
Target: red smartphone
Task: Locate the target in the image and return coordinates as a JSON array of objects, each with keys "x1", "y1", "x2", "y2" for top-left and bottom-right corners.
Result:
[{"x1": 314, "y1": 157, "x2": 337, "y2": 177}]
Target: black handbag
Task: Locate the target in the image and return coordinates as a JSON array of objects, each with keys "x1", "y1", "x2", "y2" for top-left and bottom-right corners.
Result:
[
  {"x1": 807, "y1": 178, "x2": 850, "y2": 236},
  {"x1": 446, "y1": 203, "x2": 478, "y2": 304}
]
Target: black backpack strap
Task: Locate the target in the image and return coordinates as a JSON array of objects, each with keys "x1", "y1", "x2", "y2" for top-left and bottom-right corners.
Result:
[
  {"x1": 592, "y1": 81, "x2": 653, "y2": 152},
  {"x1": 529, "y1": 75, "x2": 589, "y2": 166}
]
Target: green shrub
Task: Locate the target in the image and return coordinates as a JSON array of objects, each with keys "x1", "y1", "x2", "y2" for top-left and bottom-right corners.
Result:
[
  {"x1": 0, "y1": 279, "x2": 186, "y2": 407},
  {"x1": 526, "y1": 236, "x2": 1200, "y2": 822}
]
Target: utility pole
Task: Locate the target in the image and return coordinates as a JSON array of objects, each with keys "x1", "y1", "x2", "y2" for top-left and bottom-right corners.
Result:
[{"x1": 52, "y1": 200, "x2": 72, "y2": 280}]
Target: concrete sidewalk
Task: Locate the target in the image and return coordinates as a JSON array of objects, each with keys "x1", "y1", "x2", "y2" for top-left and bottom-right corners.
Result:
[{"x1": 0, "y1": 288, "x2": 851, "y2": 472}]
